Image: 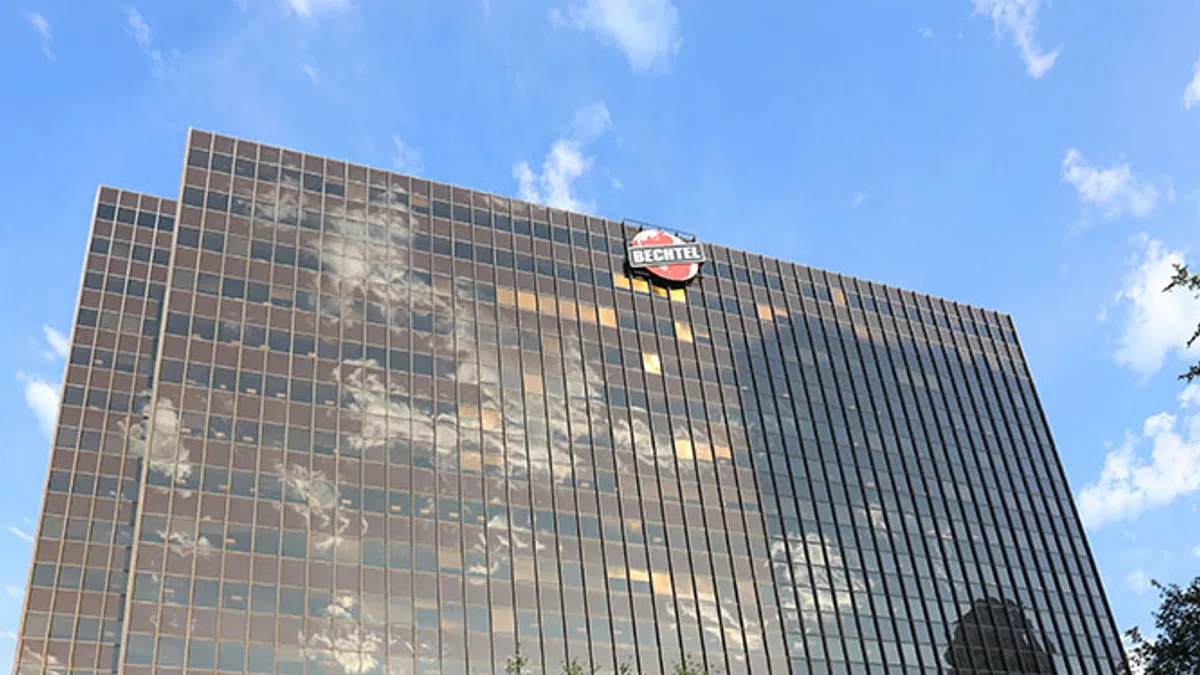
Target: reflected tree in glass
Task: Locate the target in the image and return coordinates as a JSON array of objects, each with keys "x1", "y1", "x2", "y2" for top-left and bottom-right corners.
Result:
[{"x1": 945, "y1": 598, "x2": 1057, "y2": 674}]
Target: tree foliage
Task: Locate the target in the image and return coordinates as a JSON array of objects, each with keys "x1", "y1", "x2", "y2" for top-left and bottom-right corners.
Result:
[
  {"x1": 1125, "y1": 577, "x2": 1200, "y2": 675},
  {"x1": 1164, "y1": 263, "x2": 1200, "y2": 382}
]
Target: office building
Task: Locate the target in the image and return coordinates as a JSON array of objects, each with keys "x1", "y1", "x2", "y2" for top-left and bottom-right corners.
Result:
[{"x1": 13, "y1": 129, "x2": 1127, "y2": 674}]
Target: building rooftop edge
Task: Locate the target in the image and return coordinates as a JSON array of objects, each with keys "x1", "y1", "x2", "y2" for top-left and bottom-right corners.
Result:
[{"x1": 176, "y1": 129, "x2": 1017, "y2": 326}]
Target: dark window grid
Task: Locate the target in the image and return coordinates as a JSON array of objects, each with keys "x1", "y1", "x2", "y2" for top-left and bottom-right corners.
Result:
[
  {"x1": 24, "y1": 453, "x2": 113, "y2": 656},
  {"x1": 954, "y1": 330, "x2": 1117, "y2": 660},
  {"x1": 940, "y1": 331, "x2": 1108, "y2": 658},
  {"x1": 767, "y1": 306, "x2": 906, "y2": 665},
  {"x1": 912, "y1": 323, "x2": 1084, "y2": 666},
  {"x1": 806, "y1": 324, "x2": 945, "y2": 662},
  {"x1": 599, "y1": 325, "x2": 697, "y2": 671},
  {"x1": 695, "y1": 302, "x2": 794, "y2": 668},
  {"x1": 647, "y1": 352, "x2": 752, "y2": 671},
  {"x1": 245, "y1": 198, "x2": 636, "y2": 309},
  {"x1": 530, "y1": 310, "x2": 638, "y2": 674},
  {"x1": 794, "y1": 330, "x2": 916, "y2": 653},
  {"x1": 731, "y1": 385, "x2": 819, "y2": 666},
  {"x1": 874, "y1": 321, "x2": 1017, "y2": 640},
  {"x1": 96, "y1": 193, "x2": 1089, "y2": 667}
]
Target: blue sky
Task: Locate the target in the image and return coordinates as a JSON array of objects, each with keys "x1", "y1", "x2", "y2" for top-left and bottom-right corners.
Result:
[{"x1": 3, "y1": 0, "x2": 1200, "y2": 667}]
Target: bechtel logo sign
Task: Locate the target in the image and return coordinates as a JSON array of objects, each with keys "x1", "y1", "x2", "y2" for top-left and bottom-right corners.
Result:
[{"x1": 627, "y1": 230, "x2": 706, "y2": 283}]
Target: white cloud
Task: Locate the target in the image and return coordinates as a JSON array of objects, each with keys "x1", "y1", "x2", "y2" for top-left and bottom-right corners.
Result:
[
  {"x1": 1127, "y1": 570, "x2": 1151, "y2": 594},
  {"x1": 515, "y1": 142, "x2": 592, "y2": 212},
  {"x1": 6, "y1": 526, "x2": 34, "y2": 545},
  {"x1": 391, "y1": 137, "x2": 423, "y2": 176},
  {"x1": 971, "y1": 0, "x2": 1059, "y2": 78},
  {"x1": 561, "y1": 0, "x2": 681, "y2": 72},
  {"x1": 850, "y1": 192, "x2": 866, "y2": 208},
  {"x1": 42, "y1": 327, "x2": 68, "y2": 360},
  {"x1": 126, "y1": 8, "x2": 165, "y2": 75},
  {"x1": 1193, "y1": 545, "x2": 1200, "y2": 558},
  {"x1": 287, "y1": 0, "x2": 351, "y2": 18},
  {"x1": 513, "y1": 103, "x2": 610, "y2": 213},
  {"x1": 301, "y1": 63, "x2": 320, "y2": 85},
  {"x1": 28, "y1": 12, "x2": 54, "y2": 60},
  {"x1": 5, "y1": 586, "x2": 22, "y2": 601},
  {"x1": 570, "y1": 102, "x2": 612, "y2": 142},
  {"x1": 1180, "y1": 383, "x2": 1200, "y2": 409},
  {"x1": 1077, "y1": 398, "x2": 1200, "y2": 529},
  {"x1": 918, "y1": 26, "x2": 936, "y2": 42},
  {"x1": 1062, "y1": 149, "x2": 1160, "y2": 220},
  {"x1": 1112, "y1": 237, "x2": 1200, "y2": 379},
  {"x1": 1184, "y1": 55, "x2": 1200, "y2": 110},
  {"x1": 15, "y1": 372, "x2": 59, "y2": 438}
]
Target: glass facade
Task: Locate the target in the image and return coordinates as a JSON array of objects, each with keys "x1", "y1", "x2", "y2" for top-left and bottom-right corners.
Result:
[{"x1": 12, "y1": 129, "x2": 1127, "y2": 675}]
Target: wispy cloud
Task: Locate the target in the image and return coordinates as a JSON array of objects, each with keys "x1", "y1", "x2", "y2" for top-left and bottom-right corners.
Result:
[
  {"x1": 301, "y1": 63, "x2": 320, "y2": 85},
  {"x1": 971, "y1": 0, "x2": 1059, "y2": 78},
  {"x1": 557, "y1": 0, "x2": 681, "y2": 72},
  {"x1": 5, "y1": 586, "x2": 22, "y2": 601},
  {"x1": 1078, "y1": 382, "x2": 1200, "y2": 529},
  {"x1": 850, "y1": 192, "x2": 866, "y2": 208},
  {"x1": 1127, "y1": 570, "x2": 1151, "y2": 594},
  {"x1": 513, "y1": 103, "x2": 611, "y2": 212},
  {"x1": 126, "y1": 8, "x2": 166, "y2": 76},
  {"x1": 391, "y1": 136, "x2": 424, "y2": 176},
  {"x1": 287, "y1": 0, "x2": 351, "y2": 19},
  {"x1": 1111, "y1": 236, "x2": 1200, "y2": 380},
  {"x1": 42, "y1": 327, "x2": 69, "y2": 361},
  {"x1": 918, "y1": 26, "x2": 936, "y2": 42},
  {"x1": 1180, "y1": 383, "x2": 1200, "y2": 410},
  {"x1": 15, "y1": 372, "x2": 59, "y2": 438},
  {"x1": 1062, "y1": 149, "x2": 1160, "y2": 221},
  {"x1": 28, "y1": 12, "x2": 54, "y2": 60},
  {"x1": 6, "y1": 525, "x2": 34, "y2": 545},
  {"x1": 1185, "y1": 55, "x2": 1200, "y2": 111}
]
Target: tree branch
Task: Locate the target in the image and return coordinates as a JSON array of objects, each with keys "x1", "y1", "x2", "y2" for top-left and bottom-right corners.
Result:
[{"x1": 1164, "y1": 263, "x2": 1200, "y2": 382}]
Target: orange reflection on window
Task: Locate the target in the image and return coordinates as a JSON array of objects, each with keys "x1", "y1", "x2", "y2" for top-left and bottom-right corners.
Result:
[
  {"x1": 460, "y1": 452, "x2": 482, "y2": 473},
  {"x1": 652, "y1": 571, "x2": 673, "y2": 596},
  {"x1": 523, "y1": 373, "x2": 543, "y2": 394},
  {"x1": 675, "y1": 321, "x2": 693, "y2": 343},
  {"x1": 577, "y1": 303, "x2": 597, "y2": 324},
  {"x1": 496, "y1": 287, "x2": 516, "y2": 307}
]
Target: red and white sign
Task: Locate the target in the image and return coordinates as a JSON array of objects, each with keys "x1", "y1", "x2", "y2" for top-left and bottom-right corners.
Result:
[{"x1": 627, "y1": 230, "x2": 706, "y2": 283}]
